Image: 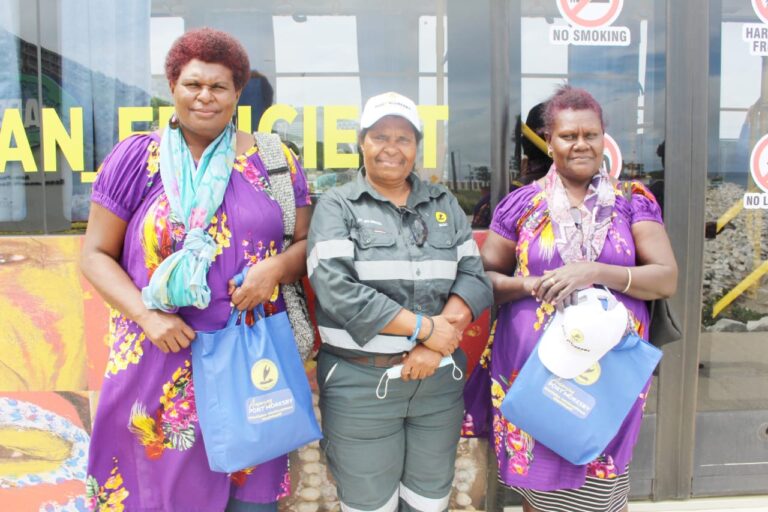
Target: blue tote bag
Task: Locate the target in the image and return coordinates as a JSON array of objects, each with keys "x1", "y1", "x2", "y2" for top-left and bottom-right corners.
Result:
[
  {"x1": 192, "y1": 275, "x2": 321, "y2": 473},
  {"x1": 500, "y1": 331, "x2": 662, "y2": 466}
]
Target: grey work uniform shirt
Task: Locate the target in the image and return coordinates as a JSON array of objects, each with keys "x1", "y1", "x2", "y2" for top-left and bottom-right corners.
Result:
[{"x1": 307, "y1": 169, "x2": 493, "y2": 357}]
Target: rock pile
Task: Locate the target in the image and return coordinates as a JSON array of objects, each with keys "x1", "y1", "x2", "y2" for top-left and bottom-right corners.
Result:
[{"x1": 702, "y1": 182, "x2": 768, "y2": 331}]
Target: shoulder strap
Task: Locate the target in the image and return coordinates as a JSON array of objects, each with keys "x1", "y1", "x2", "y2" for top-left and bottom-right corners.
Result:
[{"x1": 253, "y1": 132, "x2": 295, "y2": 247}]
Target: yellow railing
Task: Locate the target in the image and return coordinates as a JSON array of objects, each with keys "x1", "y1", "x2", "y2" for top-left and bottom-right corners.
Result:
[{"x1": 712, "y1": 260, "x2": 768, "y2": 317}]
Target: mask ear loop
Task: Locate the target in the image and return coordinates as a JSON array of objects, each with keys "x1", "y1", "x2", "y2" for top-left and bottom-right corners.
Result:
[
  {"x1": 447, "y1": 355, "x2": 463, "y2": 381},
  {"x1": 376, "y1": 371, "x2": 391, "y2": 400}
]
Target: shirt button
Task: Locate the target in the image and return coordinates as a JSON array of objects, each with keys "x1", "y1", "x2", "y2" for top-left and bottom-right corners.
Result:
[
  {"x1": 415, "y1": 305, "x2": 422, "y2": 311},
  {"x1": 415, "y1": 269, "x2": 421, "y2": 276}
]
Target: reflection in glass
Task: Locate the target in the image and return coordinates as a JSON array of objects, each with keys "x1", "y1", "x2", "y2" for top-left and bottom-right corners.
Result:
[
  {"x1": 273, "y1": 15, "x2": 359, "y2": 73},
  {"x1": 0, "y1": 2, "x2": 27, "y2": 224},
  {"x1": 58, "y1": 1, "x2": 152, "y2": 223},
  {"x1": 518, "y1": 1, "x2": 666, "y2": 192},
  {"x1": 1, "y1": 1, "x2": 484, "y2": 219},
  {"x1": 695, "y1": 0, "x2": 768, "y2": 497}
]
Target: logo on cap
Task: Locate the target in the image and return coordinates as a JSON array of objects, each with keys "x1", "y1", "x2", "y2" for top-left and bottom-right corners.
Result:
[
  {"x1": 566, "y1": 328, "x2": 586, "y2": 349},
  {"x1": 537, "y1": 287, "x2": 629, "y2": 380},
  {"x1": 360, "y1": 91, "x2": 422, "y2": 133}
]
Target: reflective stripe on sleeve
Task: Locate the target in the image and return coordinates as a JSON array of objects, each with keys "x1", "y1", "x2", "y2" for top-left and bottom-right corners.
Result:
[
  {"x1": 456, "y1": 239, "x2": 480, "y2": 260},
  {"x1": 319, "y1": 326, "x2": 415, "y2": 353},
  {"x1": 307, "y1": 239, "x2": 355, "y2": 277}
]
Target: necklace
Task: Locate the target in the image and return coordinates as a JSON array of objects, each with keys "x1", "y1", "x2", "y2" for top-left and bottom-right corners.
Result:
[
  {"x1": 562, "y1": 186, "x2": 588, "y2": 230},
  {"x1": 569, "y1": 206, "x2": 583, "y2": 228}
]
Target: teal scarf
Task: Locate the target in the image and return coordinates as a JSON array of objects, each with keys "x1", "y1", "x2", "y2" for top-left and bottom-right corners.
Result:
[{"x1": 142, "y1": 122, "x2": 236, "y2": 311}]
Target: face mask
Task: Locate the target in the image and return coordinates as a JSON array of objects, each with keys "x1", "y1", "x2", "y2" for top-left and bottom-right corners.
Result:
[{"x1": 376, "y1": 355, "x2": 464, "y2": 399}]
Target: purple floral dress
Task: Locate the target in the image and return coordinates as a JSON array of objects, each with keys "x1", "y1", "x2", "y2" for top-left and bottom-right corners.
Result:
[
  {"x1": 462, "y1": 181, "x2": 663, "y2": 491},
  {"x1": 86, "y1": 133, "x2": 311, "y2": 511}
]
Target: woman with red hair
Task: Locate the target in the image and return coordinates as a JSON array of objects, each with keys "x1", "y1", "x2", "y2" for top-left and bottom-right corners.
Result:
[
  {"x1": 81, "y1": 28, "x2": 311, "y2": 511},
  {"x1": 464, "y1": 86, "x2": 677, "y2": 512}
]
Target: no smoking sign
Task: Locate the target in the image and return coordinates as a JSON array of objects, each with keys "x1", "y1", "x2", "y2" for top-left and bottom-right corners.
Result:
[
  {"x1": 557, "y1": 0, "x2": 624, "y2": 29},
  {"x1": 752, "y1": 0, "x2": 768, "y2": 25},
  {"x1": 603, "y1": 133, "x2": 623, "y2": 180},
  {"x1": 551, "y1": 0, "x2": 630, "y2": 47},
  {"x1": 749, "y1": 134, "x2": 768, "y2": 193},
  {"x1": 744, "y1": 133, "x2": 768, "y2": 208}
]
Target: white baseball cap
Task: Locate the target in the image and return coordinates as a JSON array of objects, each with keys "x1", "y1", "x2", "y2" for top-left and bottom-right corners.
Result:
[
  {"x1": 537, "y1": 287, "x2": 629, "y2": 380},
  {"x1": 360, "y1": 92, "x2": 422, "y2": 134}
]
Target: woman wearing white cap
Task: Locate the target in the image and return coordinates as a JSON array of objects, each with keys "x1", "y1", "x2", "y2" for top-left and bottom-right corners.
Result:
[
  {"x1": 463, "y1": 86, "x2": 677, "y2": 512},
  {"x1": 307, "y1": 92, "x2": 492, "y2": 511}
]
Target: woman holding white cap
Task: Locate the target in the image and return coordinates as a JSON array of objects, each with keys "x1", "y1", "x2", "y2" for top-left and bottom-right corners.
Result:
[
  {"x1": 307, "y1": 91, "x2": 492, "y2": 511},
  {"x1": 463, "y1": 86, "x2": 677, "y2": 512}
]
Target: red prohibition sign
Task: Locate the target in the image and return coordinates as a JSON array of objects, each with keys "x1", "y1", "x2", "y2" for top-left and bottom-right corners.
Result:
[
  {"x1": 749, "y1": 133, "x2": 768, "y2": 193},
  {"x1": 752, "y1": 0, "x2": 768, "y2": 25},
  {"x1": 603, "y1": 133, "x2": 623, "y2": 180},
  {"x1": 557, "y1": 0, "x2": 623, "y2": 29}
]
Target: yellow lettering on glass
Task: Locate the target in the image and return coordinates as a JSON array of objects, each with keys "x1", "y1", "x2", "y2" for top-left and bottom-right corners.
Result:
[
  {"x1": 258, "y1": 104, "x2": 297, "y2": 134},
  {"x1": 80, "y1": 171, "x2": 97, "y2": 184},
  {"x1": 158, "y1": 106, "x2": 174, "y2": 131},
  {"x1": 418, "y1": 105, "x2": 449, "y2": 169},
  {"x1": 303, "y1": 106, "x2": 317, "y2": 169},
  {"x1": 0, "y1": 109, "x2": 37, "y2": 172},
  {"x1": 118, "y1": 106, "x2": 153, "y2": 141},
  {"x1": 42, "y1": 108, "x2": 84, "y2": 171},
  {"x1": 4, "y1": 103, "x2": 449, "y2": 179},
  {"x1": 237, "y1": 105, "x2": 252, "y2": 132},
  {"x1": 324, "y1": 106, "x2": 359, "y2": 169}
]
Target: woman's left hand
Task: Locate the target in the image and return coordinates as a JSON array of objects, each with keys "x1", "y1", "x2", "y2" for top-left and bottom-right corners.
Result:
[
  {"x1": 228, "y1": 260, "x2": 282, "y2": 311},
  {"x1": 532, "y1": 261, "x2": 598, "y2": 308},
  {"x1": 401, "y1": 345, "x2": 442, "y2": 381}
]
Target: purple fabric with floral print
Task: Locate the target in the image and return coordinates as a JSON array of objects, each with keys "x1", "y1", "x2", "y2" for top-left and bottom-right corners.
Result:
[
  {"x1": 86, "y1": 133, "x2": 311, "y2": 511},
  {"x1": 462, "y1": 180, "x2": 663, "y2": 492}
]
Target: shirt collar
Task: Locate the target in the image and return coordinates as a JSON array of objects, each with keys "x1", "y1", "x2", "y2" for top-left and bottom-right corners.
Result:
[{"x1": 345, "y1": 168, "x2": 444, "y2": 206}]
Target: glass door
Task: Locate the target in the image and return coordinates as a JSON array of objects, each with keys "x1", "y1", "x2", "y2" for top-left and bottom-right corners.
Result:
[
  {"x1": 511, "y1": 1, "x2": 667, "y2": 500},
  {"x1": 695, "y1": 0, "x2": 768, "y2": 496}
]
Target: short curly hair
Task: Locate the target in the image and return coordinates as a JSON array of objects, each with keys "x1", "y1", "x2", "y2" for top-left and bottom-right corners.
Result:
[
  {"x1": 543, "y1": 85, "x2": 605, "y2": 135},
  {"x1": 164, "y1": 28, "x2": 250, "y2": 91}
]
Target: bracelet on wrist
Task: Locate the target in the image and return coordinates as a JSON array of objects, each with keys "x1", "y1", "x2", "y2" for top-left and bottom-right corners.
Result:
[
  {"x1": 418, "y1": 316, "x2": 435, "y2": 343},
  {"x1": 407, "y1": 313, "x2": 423, "y2": 343},
  {"x1": 621, "y1": 267, "x2": 632, "y2": 294}
]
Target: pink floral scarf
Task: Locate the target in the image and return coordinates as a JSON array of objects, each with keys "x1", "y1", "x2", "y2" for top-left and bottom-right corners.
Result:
[{"x1": 543, "y1": 165, "x2": 615, "y2": 264}]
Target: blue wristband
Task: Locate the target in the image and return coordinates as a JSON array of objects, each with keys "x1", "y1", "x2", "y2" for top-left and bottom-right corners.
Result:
[{"x1": 408, "y1": 313, "x2": 423, "y2": 343}]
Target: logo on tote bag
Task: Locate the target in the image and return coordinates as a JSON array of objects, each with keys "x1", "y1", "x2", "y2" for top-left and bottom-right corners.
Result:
[
  {"x1": 574, "y1": 362, "x2": 601, "y2": 386},
  {"x1": 247, "y1": 359, "x2": 296, "y2": 424},
  {"x1": 251, "y1": 359, "x2": 279, "y2": 390}
]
